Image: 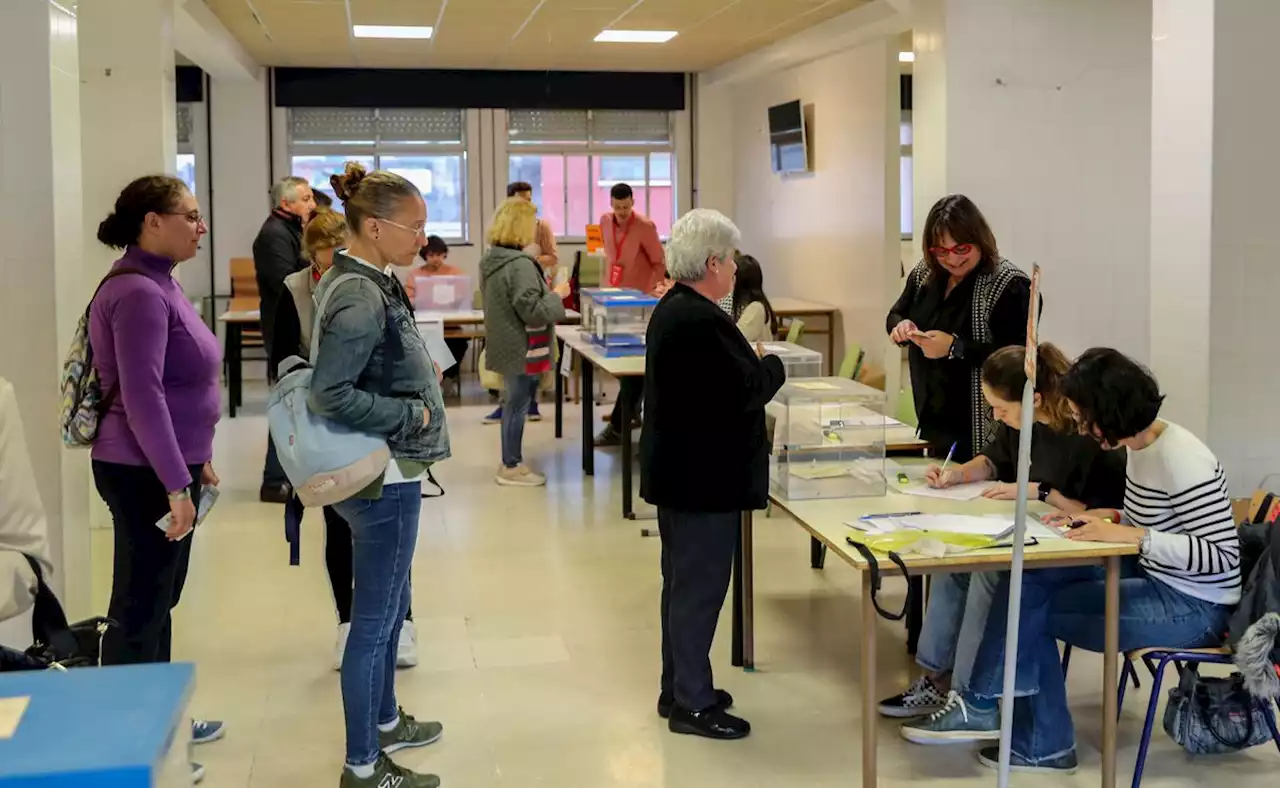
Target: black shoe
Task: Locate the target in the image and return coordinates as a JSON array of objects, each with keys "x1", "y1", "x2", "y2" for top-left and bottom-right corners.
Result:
[
  {"x1": 657, "y1": 689, "x2": 733, "y2": 719},
  {"x1": 668, "y1": 705, "x2": 750, "y2": 740},
  {"x1": 259, "y1": 482, "x2": 292, "y2": 504}
]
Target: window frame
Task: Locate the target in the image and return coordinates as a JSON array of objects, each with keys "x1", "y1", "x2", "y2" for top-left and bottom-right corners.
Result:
[
  {"x1": 287, "y1": 108, "x2": 471, "y2": 243},
  {"x1": 506, "y1": 111, "x2": 675, "y2": 242}
]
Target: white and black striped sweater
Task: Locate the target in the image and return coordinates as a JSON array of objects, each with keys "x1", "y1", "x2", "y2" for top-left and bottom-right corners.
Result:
[{"x1": 1124, "y1": 422, "x2": 1241, "y2": 606}]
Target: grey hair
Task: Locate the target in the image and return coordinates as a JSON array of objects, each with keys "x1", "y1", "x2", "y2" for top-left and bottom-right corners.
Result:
[
  {"x1": 664, "y1": 209, "x2": 742, "y2": 282},
  {"x1": 271, "y1": 176, "x2": 310, "y2": 208}
]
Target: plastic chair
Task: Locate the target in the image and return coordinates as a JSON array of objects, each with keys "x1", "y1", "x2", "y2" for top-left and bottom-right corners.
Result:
[
  {"x1": 785, "y1": 319, "x2": 805, "y2": 344},
  {"x1": 894, "y1": 387, "x2": 918, "y2": 428},
  {"x1": 838, "y1": 345, "x2": 864, "y2": 379}
]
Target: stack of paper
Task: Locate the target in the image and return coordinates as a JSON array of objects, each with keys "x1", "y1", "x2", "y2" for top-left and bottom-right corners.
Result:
[
  {"x1": 899, "y1": 481, "x2": 994, "y2": 501},
  {"x1": 846, "y1": 513, "x2": 1063, "y2": 541}
]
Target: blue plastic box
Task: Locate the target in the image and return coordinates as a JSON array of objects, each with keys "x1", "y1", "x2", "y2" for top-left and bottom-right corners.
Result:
[{"x1": 580, "y1": 288, "x2": 660, "y2": 357}]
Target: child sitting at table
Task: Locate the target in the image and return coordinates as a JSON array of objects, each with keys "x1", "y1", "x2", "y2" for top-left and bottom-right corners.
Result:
[
  {"x1": 900, "y1": 348, "x2": 1240, "y2": 775},
  {"x1": 879, "y1": 343, "x2": 1126, "y2": 721}
]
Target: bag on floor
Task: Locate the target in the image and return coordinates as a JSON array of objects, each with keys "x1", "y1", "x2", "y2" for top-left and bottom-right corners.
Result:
[
  {"x1": 0, "y1": 554, "x2": 116, "y2": 672},
  {"x1": 59, "y1": 269, "x2": 144, "y2": 448},
  {"x1": 268, "y1": 272, "x2": 403, "y2": 508},
  {"x1": 1162, "y1": 665, "x2": 1277, "y2": 754}
]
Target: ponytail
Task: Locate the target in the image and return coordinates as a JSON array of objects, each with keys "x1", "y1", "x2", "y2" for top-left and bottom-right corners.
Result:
[{"x1": 981, "y1": 342, "x2": 1076, "y2": 433}]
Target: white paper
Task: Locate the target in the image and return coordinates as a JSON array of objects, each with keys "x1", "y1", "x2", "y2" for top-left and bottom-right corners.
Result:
[
  {"x1": 421, "y1": 329, "x2": 457, "y2": 373},
  {"x1": 0, "y1": 696, "x2": 29, "y2": 739},
  {"x1": 878, "y1": 513, "x2": 1062, "y2": 540},
  {"x1": 899, "y1": 481, "x2": 995, "y2": 501},
  {"x1": 431, "y1": 283, "x2": 456, "y2": 307}
]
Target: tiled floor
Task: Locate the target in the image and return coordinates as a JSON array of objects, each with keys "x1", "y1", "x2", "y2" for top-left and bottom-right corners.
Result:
[{"x1": 90, "y1": 388, "x2": 1278, "y2": 787}]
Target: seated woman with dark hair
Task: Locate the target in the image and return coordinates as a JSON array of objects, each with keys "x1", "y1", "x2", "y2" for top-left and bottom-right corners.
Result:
[{"x1": 905, "y1": 348, "x2": 1241, "y2": 775}]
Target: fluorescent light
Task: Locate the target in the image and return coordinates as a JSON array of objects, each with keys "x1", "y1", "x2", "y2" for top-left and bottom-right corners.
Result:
[
  {"x1": 594, "y1": 30, "x2": 678, "y2": 44},
  {"x1": 352, "y1": 25, "x2": 434, "y2": 40},
  {"x1": 899, "y1": 51, "x2": 915, "y2": 63}
]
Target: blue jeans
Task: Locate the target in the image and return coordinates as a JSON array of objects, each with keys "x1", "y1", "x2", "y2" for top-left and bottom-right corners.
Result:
[
  {"x1": 332, "y1": 481, "x2": 422, "y2": 766},
  {"x1": 501, "y1": 373, "x2": 539, "y2": 468},
  {"x1": 967, "y1": 558, "x2": 1230, "y2": 764},
  {"x1": 915, "y1": 571, "x2": 999, "y2": 691}
]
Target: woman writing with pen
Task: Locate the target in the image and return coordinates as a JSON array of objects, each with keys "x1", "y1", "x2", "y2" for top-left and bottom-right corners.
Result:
[{"x1": 879, "y1": 343, "x2": 1127, "y2": 722}]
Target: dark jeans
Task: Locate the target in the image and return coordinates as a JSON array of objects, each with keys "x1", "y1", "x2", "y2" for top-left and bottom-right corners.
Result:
[
  {"x1": 658, "y1": 508, "x2": 739, "y2": 711},
  {"x1": 333, "y1": 481, "x2": 421, "y2": 766},
  {"x1": 93, "y1": 460, "x2": 203, "y2": 665},
  {"x1": 443, "y1": 338, "x2": 469, "y2": 380},
  {"x1": 263, "y1": 432, "x2": 289, "y2": 487},
  {"x1": 324, "y1": 506, "x2": 412, "y2": 625},
  {"x1": 608, "y1": 377, "x2": 644, "y2": 431}
]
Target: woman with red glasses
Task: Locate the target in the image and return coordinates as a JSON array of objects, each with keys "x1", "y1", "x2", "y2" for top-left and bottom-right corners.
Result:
[{"x1": 886, "y1": 195, "x2": 1034, "y2": 462}]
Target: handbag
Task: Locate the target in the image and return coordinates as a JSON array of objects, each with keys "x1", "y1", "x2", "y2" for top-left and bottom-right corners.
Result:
[
  {"x1": 268, "y1": 273, "x2": 399, "y2": 507},
  {"x1": 1162, "y1": 664, "x2": 1276, "y2": 754},
  {"x1": 0, "y1": 555, "x2": 117, "y2": 672}
]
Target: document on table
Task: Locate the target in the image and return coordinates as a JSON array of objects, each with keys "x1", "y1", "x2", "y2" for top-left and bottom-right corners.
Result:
[
  {"x1": 0, "y1": 696, "x2": 29, "y2": 740},
  {"x1": 899, "y1": 481, "x2": 994, "y2": 501},
  {"x1": 845, "y1": 513, "x2": 1063, "y2": 541}
]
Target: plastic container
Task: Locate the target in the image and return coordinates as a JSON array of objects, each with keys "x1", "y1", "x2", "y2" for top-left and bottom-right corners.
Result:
[
  {"x1": 760, "y1": 341, "x2": 823, "y2": 380},
  {"x1": 767, "y1": 377, "x2": 889, "y2": 500},
  {"x1": 411, "y1": 274, "x2": 471, "y2": 312},
  {"x1": 580, "y1": 287, "x2": 659, "y2": 357}
]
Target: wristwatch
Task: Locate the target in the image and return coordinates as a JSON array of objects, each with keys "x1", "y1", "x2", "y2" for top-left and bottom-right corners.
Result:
[
  {"x1": 1037, "y1": 482, "x2": 1054, "y2": 503},
  {"x1": 948, "y1": 336, "x2": 966, "y2": 360}
]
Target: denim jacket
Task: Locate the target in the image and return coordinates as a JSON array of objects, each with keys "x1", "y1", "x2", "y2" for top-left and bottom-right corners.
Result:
[{"x1": 309, "y1": 253, "x2": 450, "y2": 464}]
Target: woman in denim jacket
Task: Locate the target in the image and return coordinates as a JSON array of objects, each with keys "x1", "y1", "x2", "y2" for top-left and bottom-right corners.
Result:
[{"x1": 309, "y1": 162, "x2": 450, "y2": 788}]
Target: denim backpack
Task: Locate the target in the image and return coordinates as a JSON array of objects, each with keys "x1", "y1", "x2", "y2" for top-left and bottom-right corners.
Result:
[{"x1": 267, "y1": 273, "x2": 400, "y2": 507}]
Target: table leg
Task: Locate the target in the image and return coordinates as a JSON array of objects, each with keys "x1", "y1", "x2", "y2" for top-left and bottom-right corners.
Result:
[
  {"x1": 860, "y1": 571, "x2": 878, "y2": 788},
  {"x1": 226, "y1": 323, "x2": 242, "y2": 418},
  {"x1": 810, "y1": 536, "x2": 827, "y2": 569},
  {"x1": 1102, "y1": 556, "x2": 1120, "y2": 788},
  {"x1": 554, "y1": 339, "x2": 564, "y2": 440},
  {"x1": 581, "y1": 361, "x2": 594, "y2": 476},
  {"x1": 621, "y1": 380, "x2": 634, "y2": 520}
]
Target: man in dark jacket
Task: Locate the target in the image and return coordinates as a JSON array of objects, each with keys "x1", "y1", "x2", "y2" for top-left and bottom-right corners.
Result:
[
  {"x1": 640, "y1": 209, "x2": 785, "y2": 741},
  {"x1": 253, "y1": 175, "x2": 316, "y2": 503}
]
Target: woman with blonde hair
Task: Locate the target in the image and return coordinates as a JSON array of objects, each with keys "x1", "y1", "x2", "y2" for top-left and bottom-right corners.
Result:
[{"x1": 480, "y1": 197, "x2": 570, "y2": 487}]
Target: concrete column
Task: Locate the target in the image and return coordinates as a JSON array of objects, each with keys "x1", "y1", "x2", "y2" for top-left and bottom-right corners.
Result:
[
  {"x1": 912, "y1": 0, "x2": 1153, "y2": 359},
  {"x1": 0, "y1": 0, "x2": 89, "y2": 631}
]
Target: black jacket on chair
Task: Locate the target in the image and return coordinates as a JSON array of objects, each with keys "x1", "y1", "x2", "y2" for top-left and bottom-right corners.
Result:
[{"x1": 640, "y1": 284, "x2": 786, "y2": 513}]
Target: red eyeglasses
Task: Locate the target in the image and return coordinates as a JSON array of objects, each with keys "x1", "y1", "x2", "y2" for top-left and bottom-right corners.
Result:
[{"x1": 929, "y1": 243, "x2": 973, "y2": 258}]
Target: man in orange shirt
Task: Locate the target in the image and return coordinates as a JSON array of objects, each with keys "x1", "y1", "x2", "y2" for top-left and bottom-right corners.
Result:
[{"x1": 597, "y1": 183, "x2": 669, "y2": 446}]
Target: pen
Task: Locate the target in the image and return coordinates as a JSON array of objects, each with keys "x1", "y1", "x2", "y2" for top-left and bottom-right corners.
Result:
[
  {"x1": 940, "y1": 442, "x2": 957, "y2": 475},
  {"x1": 860, "y1": 511, "x2": 922, "y2": 521}
]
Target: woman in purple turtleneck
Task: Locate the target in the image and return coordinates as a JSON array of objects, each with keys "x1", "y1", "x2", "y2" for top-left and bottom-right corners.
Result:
[{"x1": 88, "y1": 176, "x2": 226, "y2": 769}]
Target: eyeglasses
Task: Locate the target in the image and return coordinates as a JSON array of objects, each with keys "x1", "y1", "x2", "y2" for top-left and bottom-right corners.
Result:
[
  {"x1": 166, "y1": 211, "x2": 207, "y2": 228},
  {"x1": 378, "y1": 217, "x2": 427, "y2": 237},
  {"x1": 928, "y1": 243, "x2": 973, "y2": 258}
]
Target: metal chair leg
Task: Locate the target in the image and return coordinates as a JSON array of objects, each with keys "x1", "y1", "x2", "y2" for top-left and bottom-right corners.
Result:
[
  {"x1": 1131, "y1": 654, "x2": 1175, "y2": 788},
  {"x1": 1118, "y1": 659, "x2": 1140, "y2": 718},
  {"x1": 1262, "y1": 697, "x2": 1280, "y2": 755}
]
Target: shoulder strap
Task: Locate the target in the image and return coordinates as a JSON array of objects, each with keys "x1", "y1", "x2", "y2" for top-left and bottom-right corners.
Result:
[
  {"x1": 310, "y1": 272, "x2": 372, "y2": 364},
  {"x1": 844, "y1": 538, "x2": 911, "y2": 621},
  {"x1": 22, "y1": 554, "x2": 78, "y2": 661},
  {"x1": 311, "y1": 271, "x2": 405, "y2": 397},
  {"x1": 85, "y1": 268, "x2": 147, "y2": 318}
]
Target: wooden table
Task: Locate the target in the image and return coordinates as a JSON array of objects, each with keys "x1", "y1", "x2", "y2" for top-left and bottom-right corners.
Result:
[
  {"x1": 732, "y1": 487, "x2": 1137, "y2": 788},
  {"x1": 553, "y1": 325, "x2": 645, "y2": 518},
  {"x1": 773, "y1": 297, "x2": 839, "y2": 374},
  {"x1": 217, "y1": 306, "x2": 576, "y2": 417}
]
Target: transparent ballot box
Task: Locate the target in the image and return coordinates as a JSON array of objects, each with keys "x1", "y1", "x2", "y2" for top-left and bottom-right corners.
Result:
[
  {"x1": 580, "y1": 287, "x2": 659, "y2": 357},
  {"x1": 767, "y1": 377, "x2": 889, "y2": 500},
  {"x1": 412, "y1": 274, "x2": 472, "y2": 312},
  {"x1": 761, "y1": 341, "x2": 822, "y2": 379}
]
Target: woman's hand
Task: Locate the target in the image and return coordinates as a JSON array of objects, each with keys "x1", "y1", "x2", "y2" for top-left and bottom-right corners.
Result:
[
  {"x1": 911, "y1": 330, "x2": 954, "y2": 360},
  {"x1": 553, "y1": 281, "x2": 572, "y2": 299},
  {"x1": 890, "y1": 319, "x2": 919, "y2": 345},
  {"x1": 166, "y1": 494, "x2": 196, "y2": 541},
  {"x1": 200, "y1": 463, "x2": 219, "y2": 487},
  {"x1": 924, "y1": 464, "x2": 963, "y2": 488},
  {"x1": 981, "y1": 481, "x2": 1039, "y2": 501},
  {"x1": 1064, "y1": 515, "x2": 1144, "y2": 545}
]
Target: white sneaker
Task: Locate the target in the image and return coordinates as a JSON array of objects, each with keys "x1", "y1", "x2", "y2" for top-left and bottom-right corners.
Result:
[
  {"x1": 495, "y1": 464, "x2": 547, "y2": 487},
  {"x1": 397, "y1": 620, "x2": 419, "y2": 668},
  {"x1": 334, "y1": 622, "x2": 351, "y2": 671}
]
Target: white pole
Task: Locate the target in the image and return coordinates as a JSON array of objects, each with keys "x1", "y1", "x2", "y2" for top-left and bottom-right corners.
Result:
[{"x1": 996, "y1": 378, "x2": 1037, "y2": 788}]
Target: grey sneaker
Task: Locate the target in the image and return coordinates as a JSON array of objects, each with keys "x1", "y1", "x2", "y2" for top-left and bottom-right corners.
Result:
[
  {"x1": 879, "y1": 675, "x2": 947, "y2": 718},
  {"x1": 899, "y1": 691, "x2": 1000, "y2": 744},
  {"x1": 977, "y1": 745, "x2": 1078, "y2": 774},
  {"x1": 495, "y1": 465, "x2": 546, "y2": 487},
  {"x1": 340, "y1": 754, "x2": 440, "y2": 788},
  {"x1": 379, "y1": 707, "x2": 444, "y2": 754}
]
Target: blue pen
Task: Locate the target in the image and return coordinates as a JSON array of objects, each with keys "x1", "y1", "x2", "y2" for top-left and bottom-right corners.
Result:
[
  {"x1": 940, "y1": 442, "x2": 957, "y2": 475},
  {"x1": 860, "y1": 511, "x2": 922, "y2": 521}
]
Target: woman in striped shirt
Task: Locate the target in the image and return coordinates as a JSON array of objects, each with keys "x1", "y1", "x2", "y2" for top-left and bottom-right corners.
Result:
[{"x1": 902, "y1": 348, "x2": 1240, "y2": 775}]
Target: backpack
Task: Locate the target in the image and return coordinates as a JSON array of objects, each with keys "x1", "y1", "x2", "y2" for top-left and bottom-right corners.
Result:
[
  {"x1": 267, "y1": 272, "x2": 399, "y2": 507},
  {"x1": 59, "y1": 269, "x2": 144, "y2": 448}
]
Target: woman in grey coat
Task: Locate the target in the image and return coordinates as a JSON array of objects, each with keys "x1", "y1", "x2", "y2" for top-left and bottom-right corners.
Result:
[{"x1": 480, "y1": 197, "x2": 570, "y2": 487}]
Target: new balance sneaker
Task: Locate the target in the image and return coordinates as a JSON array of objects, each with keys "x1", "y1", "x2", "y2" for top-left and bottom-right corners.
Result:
[
  {"x1": 977, "y1": 746, "x2": 1078, "y2": 774},
  {"x1": 340, "y1": 754, "x2": 441, "y2": 788},
  {"x1": 396, "y1": 621, "x2": 419, "y2": 668},
  {"x1": 495, "y1": 464, "x2": 547, "y2": 487},
  {"x1": 191, "y1": 720, "x2": 225, "y2": 745},
  {"x1": 528, "y1": 401, "x2": 543, "y2": 422},
  {"x1": 483, "y1": 406, "x2": 503, "y2": 424},
  {"x1": 878, "y1": 675, "x2": 948, "y2": 718},
  {"x1": 899, "y1": 691, "x2": 1000, "y2": 745},
  {"x1": 334, "y1": 622, "x2": 351, "y2": 671},
  {"x1": 379, "y1": 707, "x2": 444, "y2": 754}
]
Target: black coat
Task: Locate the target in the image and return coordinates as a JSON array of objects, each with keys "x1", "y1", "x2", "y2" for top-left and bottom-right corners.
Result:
[
  {"x1": 640, "y1": 284, "x2": 786, "y2": 513},
  {"x1": 1229, "y1": 522, "x2": 1280, "y2": 665},
  {"x1": 253, "y1": 210, "x2": 306, "y2": 357}
]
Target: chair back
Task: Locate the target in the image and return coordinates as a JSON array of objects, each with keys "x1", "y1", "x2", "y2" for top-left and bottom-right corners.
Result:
[
  {"x1": 895, "y1": 386, "x2": 918, "y2": 427},
  {"x1": 838, "y1": 345, "x2": 864, "y2": 379},
  {"x1": 785, "y1": 319, "x2": 805, "y2": 344}
]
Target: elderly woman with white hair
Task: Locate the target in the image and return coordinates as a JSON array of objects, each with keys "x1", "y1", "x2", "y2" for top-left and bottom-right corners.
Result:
[{"x1": 640, "y1": 209, "x2": 786, "y2": 741}]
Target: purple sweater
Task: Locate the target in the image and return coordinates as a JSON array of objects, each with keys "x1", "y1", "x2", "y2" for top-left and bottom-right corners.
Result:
[{"x1": 89, "y1": 247, "x2": 222, "y2": 492}]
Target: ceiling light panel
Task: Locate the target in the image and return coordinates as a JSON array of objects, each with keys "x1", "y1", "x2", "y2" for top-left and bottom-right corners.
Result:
[
  {"x1": 594, "y1": 30, "x2": 678, "y2": 44},
  {"x1": 353, "y1": 25, "x2": 435, "y2": 39}
]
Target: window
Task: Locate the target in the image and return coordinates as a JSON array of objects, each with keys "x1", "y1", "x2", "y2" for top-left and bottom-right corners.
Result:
[
  {"x1": 288, "y1": 108, "x2": 468, "y2": 241},
  {"x1": 176, "y1": 103, "x2": 196, "y2": 192},
  {"x1": 507, "y1": 109, "x2": 675, "y2": 239},
  {"x1": 900, "y1": 110, "x2": 913, "y2": 239}
]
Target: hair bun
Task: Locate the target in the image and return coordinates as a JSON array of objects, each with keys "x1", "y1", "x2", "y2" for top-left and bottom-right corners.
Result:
[{"x1": 330, "y1": 162, "x2": 368, "y2": 204}]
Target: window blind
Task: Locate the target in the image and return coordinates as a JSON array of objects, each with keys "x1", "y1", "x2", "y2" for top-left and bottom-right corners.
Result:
[
  {"x1": 287, "y1": 108, "x2": 464, "y2": 145},
  {"x1": 376, "y1": 109, "x2": 463, "y2": 143},
  {"x1": 290, "y1": 108, "x2": 377, "y2": 143},
  {"x1": 591, "y1": 110, "x2": 670, "y2": 144},
  {"x1": 508, "y1": 109, "x2": 590, "y2": 144}
]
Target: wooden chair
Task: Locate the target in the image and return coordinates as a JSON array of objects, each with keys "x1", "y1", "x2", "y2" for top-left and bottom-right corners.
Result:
[{"x1": 229, "y1": 257, "x2": 263, "y2": 351}]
